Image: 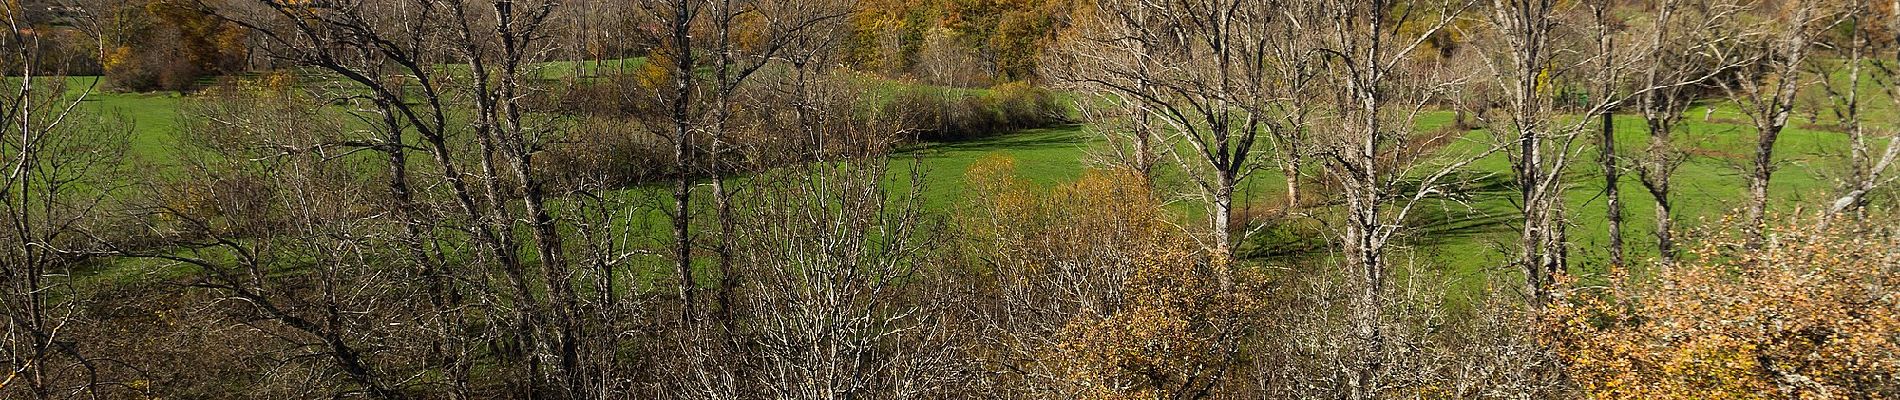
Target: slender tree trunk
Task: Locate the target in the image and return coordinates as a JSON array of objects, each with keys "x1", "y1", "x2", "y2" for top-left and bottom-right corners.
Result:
[
  {"x1": 712, "y1": 0, "x2": 738, "y2": 331},
  {"x1": 1282, "y1": 152, "x2": 1302, "y2": 211},
  {"x1": 1740, "y1": 5, "x2": 1813, "y2": 250},
  {"x1": 1348, "y1": 212, "x2": 1384, "y2": 400},
  {"x1": 1518, "y1": 129, "x2": 1549, "y2": 301},
  {"x1": 1653, "y1": 185, "x2": 1674, "y2": 265},
  {"x1": 1601, "y1": 112, "x2": 1623, "y2": 267},
  {"x1": 1829, "y1": 9, "x2": 1873, "y2": 217},
  {"x1": 1636, "y1": 0, "x2": 1681, "y2": 269},
  {"x1": 670, "y1": 0, "x2": 698, "y2": 323},
  {"x1": 1493, "y1": 0, "x2": 1566, "y2": 304},
  {"x1": 495, "y1": 5, "x2": 584, "y2": 394},
  {"x1": 1134, "y1": 113, "x2": 1155, "y2": 179},
  {"x1": 712, "y1": 117, "x2": 736, "y2": 329},
  {"x1": 1347, "y1": 81, "x2": 1384, "y2": 400},
  {"x1": 1212, "y1": 171, "x2": 1236, "y2": 291},
  {"x1": 1639, "y1": 122, "x2": 1678, "y2": 268}
]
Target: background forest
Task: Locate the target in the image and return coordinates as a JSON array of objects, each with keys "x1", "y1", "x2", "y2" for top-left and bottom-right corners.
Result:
[{"x1": 2, "y1": 0, "x2": 1898, "y2": 398}]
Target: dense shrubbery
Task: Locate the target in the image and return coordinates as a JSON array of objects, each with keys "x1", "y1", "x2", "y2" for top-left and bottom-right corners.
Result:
[
  {"x1": 883, "y1": 81, "x2": 1067, "y2": 141},
  {"x1": 1550, "y1": 215, "x2": 1900, "y2": 399},
  {"x1": 849, "y1": 0, "x2": 1078, "y2": 82},
  {"x1": 537, "y1": 116, "x2": 677, "y2": 190},
  {"x1": 532, "y1": 73, "x2": 1065, "y2": 189}
]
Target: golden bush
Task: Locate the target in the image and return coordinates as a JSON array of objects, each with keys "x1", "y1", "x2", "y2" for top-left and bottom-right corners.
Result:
[
  {"x1": 959, "y1": 155, "x2": 1261, "y2": 398},
  {"x1": 1549, "y1": 216, "x2": 1900, "y2": 399}
]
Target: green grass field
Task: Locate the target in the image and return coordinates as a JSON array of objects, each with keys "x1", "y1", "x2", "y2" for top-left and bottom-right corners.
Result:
[{"x1": 58, "y1": 69, "x2": 1874, "y2": 295}]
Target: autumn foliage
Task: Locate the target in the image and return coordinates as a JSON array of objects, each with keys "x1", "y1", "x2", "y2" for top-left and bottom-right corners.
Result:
[
  {"x1": 959, "y1": 155, "x2": 1263, "y2": 398},
  {"x1": 102, "y1": 0, "x2": 249, "y2": 91},
  {"x1": 1549, "y1": 216, "x2": 1900, "y2": 399}
]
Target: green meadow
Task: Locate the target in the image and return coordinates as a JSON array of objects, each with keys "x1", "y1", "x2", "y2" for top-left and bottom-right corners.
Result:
[{"x1": 56, "y1": 68, "x2": 1877, "y2": 296}]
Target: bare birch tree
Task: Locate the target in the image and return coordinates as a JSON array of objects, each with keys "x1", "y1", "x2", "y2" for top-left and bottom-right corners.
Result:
[
  {"x1": 1300, "y1": 0, "x2": 1496, "y2": 396},
  {"x1": 1476, "y1": 0, "x2": 1721, "y2": 300}
]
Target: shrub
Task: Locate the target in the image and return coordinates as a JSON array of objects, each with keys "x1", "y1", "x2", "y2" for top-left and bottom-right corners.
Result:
[
  {"x1": 1549, "y1": 215, "x2": 1900, "y2": 399},
  {"x1": 957, "y1": 156, "x2": 1265, "y2": 397},
  {"x1": 536, "y1": 116, "x2": 674, "y2": 190}
]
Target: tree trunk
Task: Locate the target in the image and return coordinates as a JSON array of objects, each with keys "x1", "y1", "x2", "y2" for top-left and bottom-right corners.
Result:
[
  {"x1": 1283, "y1": 154, "x2": 1302, "y2": 211},
  {"x1": 712, "y1": 0, "x2": 739, "y2": 331},
  {"x1": 1212, "y1": 173, "x2": 1236, "y2": 291},
  {"x1": 1347, "y1": 87, "x2": 1384, "y2": 400},
  {"x1": 1601, "y1": 112, "x2": 1624, "y2": 267},
  {"x1": 1640, "y1": 124, "x2": 1678, "y2": 268},
  {"x1": 1745, "y1": 125, "x2": 1778, "y2": 250},
  {"x1": 1519, "y1": 133, "x2": 1544, "y2": 301},
  {"x1": 1654, "y1": 186, "x2": 1675, "y2": 267},
  {"x1": 1347, "y1": 198, "x2": 1384, "y2": 400},
  {"x1": 670, "y1": 0, "x2": 698, "y2": 323}
]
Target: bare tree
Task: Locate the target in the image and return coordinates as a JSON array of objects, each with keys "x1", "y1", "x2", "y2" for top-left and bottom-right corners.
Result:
[
  {"x1": 1, "y1": 2, "x2": 124, "y2": 398},
  {"x1": 1475, "y1": 0, "x2": 1589, "y2": 301},
  {"x1": 1475, "y1": 0, "x2": 1722, "y2": 300},
  {"x1": 1299, "y1": 0, "x2": 1499, "y2": 396},
  {"x1": 1631, "y1": 0, "x2": 1747, "y2": 267},
  {"x1": 1819, "y1": 0, "x2": 1900, "y2": 217},
  {"x1": 108, "y1": 79, "x2": 423, "y2": 399},
  {"x1": 635, "y1": 0, "x2": 707, "y2": 323},
  {"x1": 141, "y1": 1, "x2": 635, "y2": 397},
  {"x1": 702, "y1": 0, "x2": 853, "y2": 328},
  {"x1": 1587, "y1": 1, "x2": 1629, "y2": 268},
  {"x1": 1714, "y1": 0, "x2": 1840, "y2": 249},
  {"x1": 1046, "y1": 0, "x2": 1287, "y2": 273},
  {"x1": 720, "y1": 158, "x2": 958, "y2": 398}
]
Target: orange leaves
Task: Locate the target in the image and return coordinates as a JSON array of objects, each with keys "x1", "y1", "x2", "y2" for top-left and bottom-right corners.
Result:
[{"x1": 1548, "y1": 216, "x2": 1900, "y2": 399}]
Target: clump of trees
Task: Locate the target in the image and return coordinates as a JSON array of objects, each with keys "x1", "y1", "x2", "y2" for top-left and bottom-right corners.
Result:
[
  {"x1": 849, "y1": 0, "x2": 1079, "y2": 84},
  {"x1": 87, "y1": 0, "x2": 251, "y2": 91}
]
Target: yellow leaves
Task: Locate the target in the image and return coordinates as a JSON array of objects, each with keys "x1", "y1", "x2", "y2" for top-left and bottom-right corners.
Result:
[
  {"x1": 632, "y1": 54, "x2": 675, "y2": 92},
  {"x1": 964, "y1": 153, "x2": 1033, "y2": 221},
  {"x1": 101, "y1": 46, "x2": 135, "y2": 71},
  {"x1": 732, "y1": 12, "x2": 770, "y2": 54},
  {"x1": 1042, "y1": 245, "x2": 1256, "y2": 399},
  {"x1": 1547, "y1": 215, "x2": 1900, "y2": 399},
  {"x1": 959, "y1": 154, "x2": 1171, "y2": 271},
  {"x1": 233, "y1": 70, "x2": 298, "y2": 96}
]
